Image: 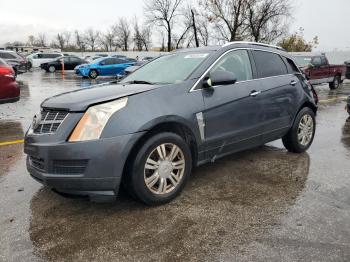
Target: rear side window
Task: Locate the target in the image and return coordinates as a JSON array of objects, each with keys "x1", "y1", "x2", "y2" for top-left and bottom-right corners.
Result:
[
  {"x1": 285, "y1": 58, "x2": 300, "y2": 73},
  {"x1": 0, "y1": 52, "x2": 16, "y2": 59},
  {"x1": 253, "y1": 50, "x2": 288, "y2": 78},
  {"x1": 103, "y1": 58, "x2": 115, "y2": 65}
]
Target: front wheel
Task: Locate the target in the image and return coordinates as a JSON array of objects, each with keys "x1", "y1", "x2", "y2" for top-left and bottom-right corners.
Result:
[
  {"x1": 282, "y1": 107, "x2": 316, "y2": 153},
  {"x1": 329, "y1": 75, "x2": 341, "y2": 90},
  {"x1": 48, "y1": 65, "x2": 56, "y2": 73},
  {"x1": 126, "y1": 132, "x2": 192, "y2": 205},
  {"x1": 88, "y1": 69, "x2": 98, "y2": 79}
]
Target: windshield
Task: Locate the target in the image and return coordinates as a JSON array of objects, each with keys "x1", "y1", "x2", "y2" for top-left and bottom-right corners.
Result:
[
  {"x1": 294, "y1": 56, "x2": 312, "y2": 67},
  {"x1": 121, "y1": 52, "x2": 211, "y2": 85}
]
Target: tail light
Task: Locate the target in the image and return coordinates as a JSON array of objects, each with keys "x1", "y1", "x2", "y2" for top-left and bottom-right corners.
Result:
[{"x1": 0, "y1": 66, "x2": 15, "y2": 78}]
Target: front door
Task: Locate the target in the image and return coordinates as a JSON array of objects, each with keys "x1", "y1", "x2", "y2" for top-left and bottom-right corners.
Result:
[{"x1": 201, "y1": 49, "x2": 264, "y2": 159}]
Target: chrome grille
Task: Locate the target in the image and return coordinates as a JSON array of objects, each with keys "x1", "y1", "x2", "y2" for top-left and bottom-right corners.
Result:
[{"x1": 33, "y1": 110, "x2": 68, "y2": 134}]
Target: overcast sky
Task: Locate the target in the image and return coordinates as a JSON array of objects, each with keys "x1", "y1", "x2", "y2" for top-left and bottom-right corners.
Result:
[{"x1": 0, "y1": 0, "x2": 349, "y2": 51}]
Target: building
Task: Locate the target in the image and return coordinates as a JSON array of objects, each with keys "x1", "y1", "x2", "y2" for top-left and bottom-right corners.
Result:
[{"x1": 5, "y1": 45, "x2": 61, "y2": 54}]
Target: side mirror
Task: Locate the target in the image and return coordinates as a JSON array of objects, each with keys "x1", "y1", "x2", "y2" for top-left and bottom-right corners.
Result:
[
  {"x1": 100, "y1": 62, "x2": 105, "y2": 66},
  {"x1": 204, "y1": 70, "x2": 237, "y2": 88}
]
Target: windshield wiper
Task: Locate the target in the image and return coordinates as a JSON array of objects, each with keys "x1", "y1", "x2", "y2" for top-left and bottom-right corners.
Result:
[{"x1": 124, "y1": 80, "x2": 155, "y2": 85}]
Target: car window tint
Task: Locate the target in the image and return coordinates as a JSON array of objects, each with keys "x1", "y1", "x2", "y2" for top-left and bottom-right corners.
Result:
[
  {"x1": 312, "y1": 57, "x2": 322, "y2": 66},
  {"x1": 286, "y1": 58, "x2": 300, "y2": 73},
  {"x1": 70, "y1": 57, "x2": 80, "y2": 62},
  {"x1": 320, "y1": 56, "x2": 327, "y2": 66},
  {"x1": 115, "y1": 59, "x2": 127, "y2": 64},
  {"x1": 101, "y1": 58, "x2": 114, "y2": 65},
  {"x1": 253, "y1": 50, "x2": 288, "y2": 78},
  {"x1": 1, "y1": 52, "x2": 16, "y2": 59},
  {"x1": 210, "y1": 49, "x2": 253, "y2": 82}
]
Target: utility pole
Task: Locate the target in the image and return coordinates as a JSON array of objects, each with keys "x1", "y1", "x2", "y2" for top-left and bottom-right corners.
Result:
[{"x1": 191, "y1": 9, "x2": 199, "y2": 48}]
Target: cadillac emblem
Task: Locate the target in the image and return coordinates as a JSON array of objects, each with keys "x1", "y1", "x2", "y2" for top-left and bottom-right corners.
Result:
[{"x1": 32, "y1": 113, "x2": 42, "y2": 130}]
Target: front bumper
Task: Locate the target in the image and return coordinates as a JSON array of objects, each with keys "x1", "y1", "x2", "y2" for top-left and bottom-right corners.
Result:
[{"x1": 25, "y1": 131, "x2": 145, "y2": 199}]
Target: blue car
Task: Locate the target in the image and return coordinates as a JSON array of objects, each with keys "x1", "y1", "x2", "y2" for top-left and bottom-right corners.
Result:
[{"x1": 75, "y1": 57, "x2": 135, "y2": 79}]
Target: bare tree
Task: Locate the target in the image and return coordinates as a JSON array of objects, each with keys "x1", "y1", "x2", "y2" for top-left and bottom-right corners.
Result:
[
  {"x1": 144, "y1": 0, "x2": 183, "y2": 51},
  {"x1": 175, "y1": 6, "x2": 194, "y2": 49},
  {"x1": 246, "y1": 0, "x2": 291, "y2": 43},
  {"x1": 85, "y1": 28, "x2": 100, "y2": 51},
  {"x1": 140, "y1": 26, "x2": 152, "y2": 51},
  {"x1": 100, "y1": 28, "x2": 115, "y2": 51},
  {"x1": 75, "y1": 30, "x2": 86, "y2": 51},
  {"x1": 27, "y1": 35, "x2": 36, "y2": 46},
  {"x1": 37, "y1": 33, "x2": 47, "y2": 46},
  {"x1": 56, "y1": 33, "x2": 66, "y2": 50},
  {"x1": 200, "y1": 0, "x2": 249, "y2": 42},
  {"x1": 63, "y1": 31, "x2": 71, "y2": 48},
  {"x1": 114, "y1": 18, "x2": 131, "y2": 51},
  {"x1": 197, "y1": 17, "x2": 210, "y2": 46},
  {"x1": 133, "y1": 19, "x2": 144, "y2": 51}
]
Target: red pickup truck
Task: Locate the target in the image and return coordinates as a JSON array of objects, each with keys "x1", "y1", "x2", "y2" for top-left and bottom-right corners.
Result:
[{"x1": 293, "y1": 54, "x2": 346, "y2": 90}]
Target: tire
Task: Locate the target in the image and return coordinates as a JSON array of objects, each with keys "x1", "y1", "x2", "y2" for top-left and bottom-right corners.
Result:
[
  {"x1": 126, "y1": 132, "x2": 192, "y2": 205},
  {"x1": 329, "y1": 75, "x2": 341, "y2": 90},
  {"x1": 48, "y1": 65, "x2": 56, "y2": 73},
  {"x1": 282, "y1": 107, "x2": 316, "y2": 153},
  {"x1": 27, "y1": 62, "x2": 32, "y2": 70},
  {"x1": 89, "y1": 69, "x2": 98, "y2": 79}
]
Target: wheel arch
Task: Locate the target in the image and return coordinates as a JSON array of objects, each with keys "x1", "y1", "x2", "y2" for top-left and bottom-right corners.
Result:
[{"x1": 121, "y1": 120, "x2": 199, "y2": 184}]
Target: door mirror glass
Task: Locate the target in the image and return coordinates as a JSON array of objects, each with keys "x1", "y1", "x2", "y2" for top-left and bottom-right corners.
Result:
[
  {"x1": 100, "y1": 61, "x2": 105, "y2": 66},
  {"x1": 205, "y1": 70, "x2": 237, "y2": 88}
]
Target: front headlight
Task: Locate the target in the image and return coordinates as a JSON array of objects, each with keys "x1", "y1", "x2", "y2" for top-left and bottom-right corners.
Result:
[{"x1": 69, "y1": 97, "x2": 128, "y2": 142}]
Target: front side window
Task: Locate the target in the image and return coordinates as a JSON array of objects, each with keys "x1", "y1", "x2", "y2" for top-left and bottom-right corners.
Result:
[
  {"x1": 121, "y1": 52, "x2": 211, "y2": 85},
  {"x1": 312, "y1": 57, "x2": 322, "y2": 67},
  {"x1": 253, "y1": 50, "x2": 288, "y2": 78},
  {"x1": 210, "y1": 49, "x2": 253, "y2": 82}
]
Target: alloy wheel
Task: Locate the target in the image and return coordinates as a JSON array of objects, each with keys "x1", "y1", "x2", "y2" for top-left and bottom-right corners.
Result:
[
  {"x1": 144, "y1": 143, "x2": 185, "y2": 195},
  {"x1": 297, "y1": 114, "x2": 314, "y2": 146}
]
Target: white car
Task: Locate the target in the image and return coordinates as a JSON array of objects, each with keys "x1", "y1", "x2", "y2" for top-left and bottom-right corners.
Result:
[{"x1": 27, "y1": 53, "x2": 63, "y2": 68}]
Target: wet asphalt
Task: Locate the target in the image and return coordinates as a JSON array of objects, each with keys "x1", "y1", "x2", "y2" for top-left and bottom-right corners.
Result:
[{"x1": 0, "y1": 71, "x2": 350, "y2": 262}]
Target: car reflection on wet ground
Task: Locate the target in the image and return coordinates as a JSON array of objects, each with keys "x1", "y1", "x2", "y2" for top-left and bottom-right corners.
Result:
[{"x1": 0, "y1": 71, "x2": 349, "y2": 261}]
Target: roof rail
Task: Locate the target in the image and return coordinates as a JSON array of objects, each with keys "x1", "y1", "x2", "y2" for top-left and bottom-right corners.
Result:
[{"x1": 222, "y1": 41, "x2": 285, "y2": 51}]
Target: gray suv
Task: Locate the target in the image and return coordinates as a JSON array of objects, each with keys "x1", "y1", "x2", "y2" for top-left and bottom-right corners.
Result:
[{"x1": 24, "y1": 42, "x2": 317, "y2": 205}]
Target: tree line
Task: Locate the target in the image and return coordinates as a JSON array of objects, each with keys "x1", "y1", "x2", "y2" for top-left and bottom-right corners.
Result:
[{"x1": 5, "y1": 0, "x2": 318, "y2": 52}]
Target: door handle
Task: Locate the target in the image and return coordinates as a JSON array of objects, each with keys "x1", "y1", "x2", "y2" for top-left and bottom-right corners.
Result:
[
  {"x1": 250, "y1": 90, "x2": 261, "y2": 97},
  {"x1": 290, "y1": 80, "x2": 297, "y2": 86}
]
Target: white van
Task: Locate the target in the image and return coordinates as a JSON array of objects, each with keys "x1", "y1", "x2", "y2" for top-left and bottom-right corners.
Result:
[{"x1": 27, "y1": 53, "x2": 63, "y2": 68}]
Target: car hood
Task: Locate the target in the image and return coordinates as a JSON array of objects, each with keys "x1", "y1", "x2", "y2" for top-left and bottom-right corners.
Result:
[{"x1": 41, "y1": 82, "x2": 161, "y2": 111}]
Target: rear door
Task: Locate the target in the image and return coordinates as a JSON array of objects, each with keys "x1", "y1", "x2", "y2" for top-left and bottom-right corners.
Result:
[
  {"x1": 202, "y1": 49, "x2": 264, "y2": 159},
  {"x1": 252, "y1": 50, "x2": 299, "y2": 141}
]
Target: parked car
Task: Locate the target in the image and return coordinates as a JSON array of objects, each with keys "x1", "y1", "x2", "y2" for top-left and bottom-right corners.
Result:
[
  {"x1": 112, "y1": 54, "x2": 127, "y2": 59},
  {"x1": 75, "y1": 57, "x2": 135, "y2": 79},
  {"x1": 27, "y1": 53, "x2": 63, "y2": 68},
  {"x1": 40, "y1": 56, "x2": 88, "y2": 72},
  {"x1": 0, "y1": 50, "x2": 28, "y2": 75},
  {"x1": 24, "y1": 42, "x2": 317, "y2": 205},
  {"x1": 0, "y1": 58, "x2": 20, "y2": 104},
  {"x1": 124, "y1": 61, "x2": 148, "y2": 76},
  {"x1": 293, "y1": 54, "x2": 347, "y2": 90}
]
